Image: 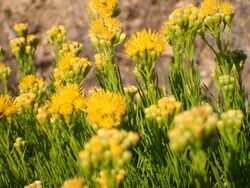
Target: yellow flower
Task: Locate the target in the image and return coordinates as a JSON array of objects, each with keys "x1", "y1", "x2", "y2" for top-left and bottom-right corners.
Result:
[
  {"x1": 0, "y1": 95, "x2": 17, "y2": 122},
  {"x1": 13, "y1": 23, "x2": 29, "y2": 37},
  {"x1": 200, "y1": 0, "x2": 220, "y2": 16},
  {"x1": 88, "y1": 0, "x2": 117, "y2": 17},
  {"x1": 19, "y1": 74, "x2": 45, "y2": 93},
  {"x1": 48, "y1": 84, "x2": 85, "y2": 120},
  {"x1": 36, "y1": 104, "x2": 50, "y2": 124},
  {"x1": 15, "y1": 92, "x2": 36, "y2": 111},
  {"x1": 0, "y1": 63, "x2": 11, "y2": 80},
  {"x1": 219, "y1": 1, "x2": 234, "y2": 16},
  {"x1": 161, "y1": 4, "x2": 202, "y2": 44},
  {"x1": 61, "y1": 177, "x2": 87, "y2": 188},
  {"x1": 60, "y1": 41, "x2": 83, "y2": 57},
  {"x1": 89, "y1": 17, "x2": 122, "y2": 41},
  {"x1": 10, "y1": 37, "x2": 25, "y2": 57},
  {"x1": 54, "y1": 54, "x2": 92, "y2": 87},
  {"x1": 124, "y1": 29, "x2": 165, "y2": 60},
  {"x1": 47, "y1": 25, "x2": 66, "y2": 46},
  {"x1": 85, "y1": 90, "x2": 126, "y2": 129}
]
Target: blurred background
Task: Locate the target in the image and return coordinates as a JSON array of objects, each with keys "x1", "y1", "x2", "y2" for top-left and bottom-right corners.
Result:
[{"x1": 0, "y1": 0, "x2": 249, "y2": 92}]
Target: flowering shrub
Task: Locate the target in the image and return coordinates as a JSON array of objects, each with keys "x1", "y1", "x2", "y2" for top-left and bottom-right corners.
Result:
[{"x1": 0, "y1": 0, "x2": 250, "y2": 187}]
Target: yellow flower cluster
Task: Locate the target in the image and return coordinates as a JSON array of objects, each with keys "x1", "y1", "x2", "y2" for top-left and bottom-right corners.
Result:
[
  {"x1": 61, "y1": 177, "x2": 87, "y2": 188},
  {"x1": 10, "y1": 23, "x2": 38, "y2": 58},
  {"x1": 16, "y1": 75, "x2": 44, "y2": 112},
  {"x1": 13, "y1": 23, "x2": 29, "y2": 37},
  {"x1": 54, "y1": 53, "x2": 92, "y2": 88},
  {"x1": 36, "y1": 104, "x2": 50, "y2": 124},
  {"x1": 88, "y1": 0, "x2": 117, "y2": 18},
  {"x1": 47, "y1": 25, "x2": 66, "y2": 47},
  {"x1": 19, "y1": 74, "x2": 45, "y2": 94},
  {"x1": 94, "y1": 53, "x2": 108, "y2": 70},
  {"x1": 79, "y1": 128, "x2": 138, "y2": 170},
  {"x1": 96, "y1": 169, "x2": 126, "y2": 188},
  {"x1": 15, "y1": 92, "x2": 37, "y2": 112},
  {"x1": 161, "y1": 4, "x2": 203, "y2": 44},
  {"x1": 10, "y1": 37, "x2": 25, "y2": 58},
  {"x1": 59, "y1": 41, "x2": 83, "y2": 57},
  {"x1": 200, "y1": 0, "x2": 234, "y2": 17},
  {"x1": 145, "y1": 96, "x2": 182, "y2": 123},
  {"x1": 125, "y1": 29, "x2": 165, "y2": 63},
  {"x1": 217, "y1": 110, "x2": 243, "y2": 133},
  {"x1": 46, "y1": 84, "x2": 85, "y2": 122},
  {"x1": 89, "y1": 17, "x2": 125, "y2": 49},
  {"x1": 0, "y1": 63, "x2": 11, "y2": 81},
  {"x1": 168, "y1": 105, "x2": 218, "y2": 153},
  {"x1": 85, "y1": 90, "x2": 126, "y2": 129},
  {"x1": 161, "y1": 1, "x2": 234, "y2": 44},
  {"x1": 0, "y1": 95, "x2": 17, "y2": 122},
  {"x1": 24, "y1": 181, "x2": 42, "y2": 188},
  {"x1": 200, "y1": 0, "x2": 234, "y2": 26},
  {"x1": 88, "y1": 0, "x2": 125, "y2": 54}
]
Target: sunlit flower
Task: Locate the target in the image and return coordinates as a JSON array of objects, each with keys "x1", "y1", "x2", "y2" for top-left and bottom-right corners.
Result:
[
  {"x1": 85, "y1": 90, "x2": 126, "y2": 129},
  {"x1": 88, "y1": 0, "x2": 117, "y2": 17},
  {"x1": 19, "y1": 74, "x2": 45, "y2": 94},
  {"x1": 54, "y1": 53, "x2": 92, "y2": 87},
  {"x1": 47, "y1": 25, "x2": 66, "y2": 47},
  {"x1": 60, "y1": 41, "x2": 83, "y2": 57},
  {"x1": 219, "y1": 1, "x2": 234, "y2": 16},
  {"x1": 48, "y1": 84, "x2": 86, "y2": 121},
  {"x1": 125, "y1": 29, "x2": 165, "y2": 62},
  {"x1": 89, "y1": 17, "x2": 122, "y2": 42},
  {"x1": 10, "y1": 37, "x2": 25, "y2": 57},
  {"x1": 13, "y1": 23, "x2": 29, "y2": 37},
  {"x1": 200, "y1": 0, "x2": 220, "y2": 16},
  {"x1": 161, "y1": 4, "x2": 203, "y2": 44},
  {"x1": 0, "y1": 95, "x2": 17, "y2": 122}
]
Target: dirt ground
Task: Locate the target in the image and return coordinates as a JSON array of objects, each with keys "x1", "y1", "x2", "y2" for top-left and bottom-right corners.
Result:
[{"x1": 0, "y1": 0, "x2": 250, "y2": 92}]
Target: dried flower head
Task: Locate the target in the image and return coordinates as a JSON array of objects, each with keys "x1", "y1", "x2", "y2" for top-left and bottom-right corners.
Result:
[{"x1": 85, "y1": 90, "x2": 126, "y2": 129}]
